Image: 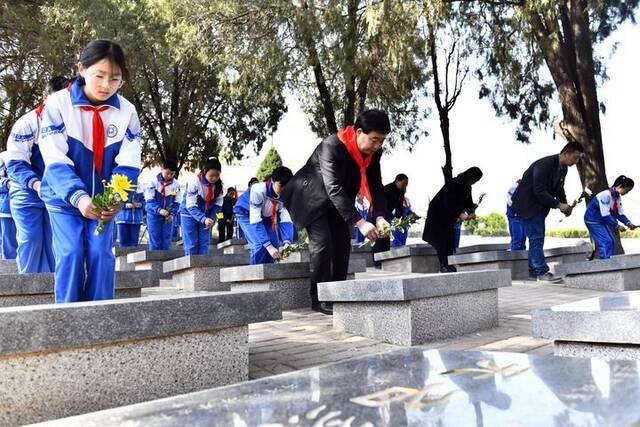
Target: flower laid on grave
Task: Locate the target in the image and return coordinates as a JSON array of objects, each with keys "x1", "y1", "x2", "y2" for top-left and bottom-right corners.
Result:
[
  {"x1": 92, "y1": 174, "x2": 134, "y2": 235},
  {"x1": 280, "y1": 240, "x2": 309, "y2": 260},
  {"x1": 358, "y1": 214, "x2": 421, "y2": 248}
]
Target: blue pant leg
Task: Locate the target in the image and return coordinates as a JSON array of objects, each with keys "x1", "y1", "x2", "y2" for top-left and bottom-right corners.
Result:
[
  {"x1": 587, "y1": 223, "x2": 615, "y2": 259},
  {"x1": 522, "y1": 213, "x2": 548, "y2": 276},
  {"x1": 237, "y1": 213, "x2": 272, "y2": 265},
  {"x1": 147, "y1": 213, "x2": 166, "y2": 250},
  {"x1": 85, "y1": 219, "x2": 116, "y2": 301},
  {"x1": 160, "y1": 218, "x2": 173, "y2": 250},
  {"x1": 129, "y1": 224, "x2": 141, "y2": 247},
  {"x1": 392, "y1": 229, "x2": 408, "y2": 247},
  {"x1": 453, "y1": 223, "x2": 461, "y2": 250},
  {"x1": 117, "y1": 224, "x2": 128, "y2": 247},
  {"x1": 0, "y1": 218, "x2": 17, "y2": 259},
  {"x1": 11, "y1": 201, "x2": 48, "y2": 273},
  {"x1": 49, "y1": 212, "x2": 85, "y2": 303},
  {"x1": 42, "y1": 210, "x2": 55, "y2": 272},
  {"x1": 181, "y1": 215, "x2": 201, "y2": 256},
  {"x1": 509, "y1": 216, "x2": 527, "y2": 251},
  {"x1": 197, "y1": 226, "x2": 211, "y2": 255}
]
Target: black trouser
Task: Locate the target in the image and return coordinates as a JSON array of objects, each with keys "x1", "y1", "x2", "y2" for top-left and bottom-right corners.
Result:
[
  {"x1": 306, "y1": 207, "x2": 352, "y2": 305},
  {"x1": 372, "y1": 237, "x2": 391, "y2": 256},
  {"x1": 432, "y1": 224, "x2": 455, "y2": 267},
  {"x1": 218, "y1": 219, "x2": 234, "y2": 243}
]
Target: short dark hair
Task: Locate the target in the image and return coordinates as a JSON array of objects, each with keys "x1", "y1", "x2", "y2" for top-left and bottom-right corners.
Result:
[
  {"x1": 395, "y1": 173, "x2": 408, "y2": 182},
  {"x1": 271, "y1": 166, "x2": 293, "y2": 186},
  {"x1": 247, "y1": 177, "x2": 259, "y2": 187},
  {"x1": 44, "y1": 76, "x2": 69, "y2": 96},
  {"x1": 226, "y1": 187, "x2": 236, "y2": 194},
  {"x1": 162, "y1": 159, "x2": 178, "y2": 172},
  {"x1": 459, "y1": 167, "x2": 483, "y2": 184},
  {"x1": 79, "y1": 39, "x2": 129, "y2": 81},
  {"x1": 561, "y1": 141, "x2": 585, "y2": 154},
  {"x1": 613, "y1": 175, "x2": 634, "y2": 189},
  {"x1": 354, "y1": 109, "x2": 391, "y2": 134},
  {"x1": 203, "y1": 157, "x2": 222, "y2": 173}
]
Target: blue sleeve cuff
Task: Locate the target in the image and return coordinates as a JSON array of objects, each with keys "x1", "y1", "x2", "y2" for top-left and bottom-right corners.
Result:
[
  {"x1": 27, "y1": 177, "x2": 39, "y2": 189},
  {"x1": 70, "y1": 190, "x2": 89, "y2": 207}
]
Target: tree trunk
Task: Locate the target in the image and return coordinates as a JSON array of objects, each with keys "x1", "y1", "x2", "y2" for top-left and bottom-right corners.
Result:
[
  {"x1": 428, "y1": 25, "x2": 454, "y2": 183},
  {"x1": 342, "y1": 0, "x2": 358, "y2": 127}
]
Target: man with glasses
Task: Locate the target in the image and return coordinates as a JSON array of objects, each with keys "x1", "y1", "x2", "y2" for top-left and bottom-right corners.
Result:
[
  {"x1": 5, "y1": 76, "x2": 68, "y2": 273},
  {"x1": 282, "y1": 109, "x2": 391, "y2": 315}
]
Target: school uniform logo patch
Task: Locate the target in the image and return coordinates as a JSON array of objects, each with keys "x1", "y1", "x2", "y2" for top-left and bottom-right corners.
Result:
[{"x1": 107, "y1": 124, "x2": 118, "y2": 138}]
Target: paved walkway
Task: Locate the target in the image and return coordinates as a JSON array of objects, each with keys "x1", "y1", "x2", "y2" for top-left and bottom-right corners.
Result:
[{"x1": 248, "y1": 280, "x2": 607, "y2": 379}]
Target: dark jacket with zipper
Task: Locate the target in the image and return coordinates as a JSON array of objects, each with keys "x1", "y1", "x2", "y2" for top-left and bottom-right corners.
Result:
[
  {"x1": 281, "y1": 134, "x2": 386, "y2": 229},
  {"x1": 512, "y1": 154, "x2": 568, "y2": 219}
]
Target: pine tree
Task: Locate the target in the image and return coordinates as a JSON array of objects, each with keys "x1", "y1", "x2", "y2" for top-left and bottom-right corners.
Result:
[{"x1": 256, "y1": 147, "x2": 283, "y2": 181}]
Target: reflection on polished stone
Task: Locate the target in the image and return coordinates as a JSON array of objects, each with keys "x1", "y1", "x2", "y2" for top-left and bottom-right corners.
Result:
[
  {"x1": 43, "y1": 348, "x2": 640, "y2": 427},
  {"x1": 550, "y1": 292, "x2": 640, "y2": 312}
]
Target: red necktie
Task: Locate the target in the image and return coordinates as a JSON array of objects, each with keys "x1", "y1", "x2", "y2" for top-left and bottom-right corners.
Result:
[
  {"x1": 611, "y1": 188, "x2": 619, "y2": 216},
  {"x1": 271, "y1": 199, "x2": 278, "y2": 231},
  {"x1": 205, "y1": 183, "x2": 213, "y2": 210},
  {"x1": 81, "y1": 106, "x2": 109, "y2": 177}
]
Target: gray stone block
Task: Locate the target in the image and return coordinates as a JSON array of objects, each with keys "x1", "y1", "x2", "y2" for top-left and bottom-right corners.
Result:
[
  {"x1": 0, "y1": 271, "x2": 160, "y2": 307},
  {"x1": 554, "y1": 341, "x2": 640, "y2": 361},
  {"x1": 223, "y1": 245, "x2": 248, "y2": 254},
  {"x1": 0, "y1": 259, "x2": 18, "y2": 274},
  {"x1": 374, "y1": 245, "x2": 440, "y2": 274},
  {"x1": 0, "y1": 291, "x2": 281, "y2": 356},
  {"x1": 220, "y1": 262, "x2": 311, "y2": 282},
  {"x1": 320, "y1": 270, "x2": 509, "y2": 345},
  {"x1": 333, "y1": 289, "x2": 498, "y2": 345},
  {"x1": 280, "y1": 249, "x2": 310, "y2": 263},
  {"x1": 113, "y1": 245, "x2": 148, "y2": 257},
  {"x1": 2, "y1": 326, "x2": 248, "y2": 426},
  {"x1": 115, "y1": 255, "x2": 135, "y2": 272},
  {"x1": 533, "y1": 292, "x2": 640, "y2": 360},
  {"x1": 456, "y1": 243, "x2": 511, "y2": 254},
  {"x1": 0, "y1": 291, "x2": 282, "y2": 425},
  {"x1": 350, "y1": 245, "x2": 375, "y2": 267},
  {"x1": 126, "y1": 249, "x2": 184, "y2": 264},
  {"x1": 163, "y1": 253, "x2": 249, "y2": 274},
  {"x1": 216, "y1": 238, "x2": 247, "y2": 249},
  {"x1": 318, "y1": 269, "x2": 511, "y2": 301}
]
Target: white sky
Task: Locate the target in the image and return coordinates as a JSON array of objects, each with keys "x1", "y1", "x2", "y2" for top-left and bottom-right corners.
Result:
[{"x1": 143, "y1": 21, "x2": 640, "y2": 230}]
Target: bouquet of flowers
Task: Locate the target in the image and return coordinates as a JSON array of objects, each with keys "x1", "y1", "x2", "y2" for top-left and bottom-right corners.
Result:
[
  {"x1": 280, "y1": 240, "x2": 310, "y2": 259},
  {"x1": 92, "y1": 174, "x2": 134, "y2": 235},
  {"x1": 569, "y1": 187, "x2": 593, "y2": 208},
  {"x1": 359, "y1": 213, "x2": 421, "y2": 248}
]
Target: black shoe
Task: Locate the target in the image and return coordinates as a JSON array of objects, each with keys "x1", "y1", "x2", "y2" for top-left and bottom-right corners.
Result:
[
  {"x1": 537, "y1": 272, "x2": 563, "y2": 283},
  {"x1": 311, "y1": 302, "x2": 333, "y2": 315},
  {"x1": 439, "y1": 265, "x2": 457, "y2": 273}
]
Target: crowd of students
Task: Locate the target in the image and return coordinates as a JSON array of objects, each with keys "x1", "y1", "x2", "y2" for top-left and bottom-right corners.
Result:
[{"x1": 1, "y1": 38, "x2": 635, "y2": 312}]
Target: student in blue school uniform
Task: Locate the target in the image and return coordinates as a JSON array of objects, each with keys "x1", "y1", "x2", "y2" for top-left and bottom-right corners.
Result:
[
  {"x1": 234, "y1": 167, "x2": 294, "y2": 264},
  {"x1": 172, "y1": 183, "x2": 183, "y2": 241},
  {"x1": 116, "y1": 183, "x2": 145, "y2": 247},
  {"x1": 5, "y1": 76, "x2": 68, "y2": 273},
  {"x1": 0, "y1": 154, "x2": 17, "y2": 259},
  {"x1": 180, "y1": 158, "x2": 224, "y2": 255},
  {"x1": 38, "y1": 39, "x2": 141, "y2": 303},
  {"x1": 584, "y1": 175, "x2": 637, "y2": 259},
  {"x1": 392, "y1": 196, "x2": 413, "y2": 247},
  {"x1": 353, "y1": 194, "x2": 370, "y2": 244},
  {"x1": 506, "y1": 180, "x2": 526, "y2": 250},
  {"x1": 144, "y1": 160, "x2": 180, "y2": 250}
]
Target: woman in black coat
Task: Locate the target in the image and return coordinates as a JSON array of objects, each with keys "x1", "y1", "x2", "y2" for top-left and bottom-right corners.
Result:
[
  {"x1": 423, "y1": 167, "x2": 483, "y2": 272},
  {"x1": 282, "y1": 110, "x2": 391, "y2": 314}
]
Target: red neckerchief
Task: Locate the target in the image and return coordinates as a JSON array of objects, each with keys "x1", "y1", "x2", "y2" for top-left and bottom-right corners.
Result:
[
  {"x1": 35, "y1": 104, "x2": 45, "y2": 118},
  {"x1": 80, "y1": 105, "x2": 109, "y2": 178},
  {"x1": 338, "y1": 126, "x2": 373, "y2": 211},
  {"x1": 158, "y1": 174, "x2": 171, "y2": 208},
  {"x1": 265, "y1": 179, "x2": 278, "y2": 232},
  {"x1": 200, "y1": 173, "x2": 214, "y2": 211},
  {"x1": 611, "y1": 187, "x2": 619, "y2": 216}
]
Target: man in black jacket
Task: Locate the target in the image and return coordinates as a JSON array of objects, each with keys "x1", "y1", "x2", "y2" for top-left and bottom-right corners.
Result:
[
  {"x1": 281, "y1": 109, "x2": 391, "y2": 314},
  {"x1": 512, "y1": 141, "x2": 584, "y2": 282},
  {"x1": 218, "y1": 187, "x2": 237, "y2": 243},
  {"x1": 373, "y1": 174, "x2": 409, "y2": 254}
]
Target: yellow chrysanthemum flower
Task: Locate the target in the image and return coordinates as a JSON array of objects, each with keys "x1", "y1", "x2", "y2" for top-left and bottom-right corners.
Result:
[{"x1": 108, "y1": 174, "x2": 134, "y2": 202}]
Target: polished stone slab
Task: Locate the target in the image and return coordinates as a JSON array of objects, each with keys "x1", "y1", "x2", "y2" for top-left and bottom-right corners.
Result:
[
  {"x1": 113, "y1": 245, "x2": 149, "y2": 257},
  {"x1": 319, "y1": 270, "x2": 511, "y2": 345},
  {"x1": 533, "y1": 292, "x2": 640, "y2": 360},
  {"x1": 216, "y1": 238, "x2": 248, "y2": 254},
  {"x1": 0, "y1": 291, "x2": 282, "y2": 426},
  {"x1": 161, "y1": 254, "x2": 250, "y2": 291},
  {"x1": 38, "y1": 348, "x2": 640, "y2": 427},
  {"x1": 126, "y1": 249, "x2": 184, "y2": 263},
  {"x1": 216, "y1": 238, "x2": 247, "y2": 249},
  {"x1": 0, "y1": 271, "x2": 160, "y2": 307}
]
